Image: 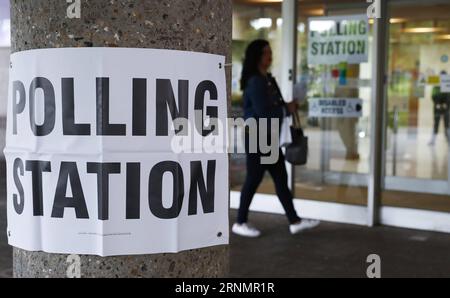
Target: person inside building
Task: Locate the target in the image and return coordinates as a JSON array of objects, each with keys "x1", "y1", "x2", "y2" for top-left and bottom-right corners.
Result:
[
  {"x1": 232, "y1": 39, "x2": 320, "y2": 238},
  {"x1": 429, "y1": 70, "x2": 450, "y2": 146}
]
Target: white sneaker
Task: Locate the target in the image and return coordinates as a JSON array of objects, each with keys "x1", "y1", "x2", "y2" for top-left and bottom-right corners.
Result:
[
  {"x1": 232, "y1": 223, "x2": 261, "y2": 238},
  {"x1": 290, "y1": 219, "x2": 320, "y2": 235}
]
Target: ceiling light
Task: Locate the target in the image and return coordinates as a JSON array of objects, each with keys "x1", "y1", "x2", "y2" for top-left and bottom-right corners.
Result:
[
  {"x1": 250, "y1": 18, "x2": 273, "y2": 30},
  {"x1": 403, "y1": 27, "x2": 445, "y2": 33},
  {"x1": 276, "y1": 18, "x2": 283, "y2": 27},
  {"x1": 390, "y1": 18, "x2": 407, "y2": 24},
  {"x1": 436, "y1": 34, "x2": 450, "y2": 40}
]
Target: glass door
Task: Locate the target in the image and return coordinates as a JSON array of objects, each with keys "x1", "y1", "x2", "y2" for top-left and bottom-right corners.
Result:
[
  {"x1": 230, "y1": 1, "x2": 283, "y2": 195},
  {"x1": 294, "y1": 3, "x2": 373, "y2": 207},
  {"x1": 382, "y1": 1, "x2": 450, "y2": 213}
]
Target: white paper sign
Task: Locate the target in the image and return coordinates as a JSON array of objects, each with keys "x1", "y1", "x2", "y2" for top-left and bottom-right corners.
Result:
[
  {"x1": 441, "y1": 75, "x2": 450, "y2": 93},
  {"x1": 5, "y1": 48, "x2": 229, "y2": 256},
  {"x1": 308, "y1": 15, "x2": 369, "y2": 65},
  {"x1": 309, "y1": 98, "x2": 363, "y2": 118}
]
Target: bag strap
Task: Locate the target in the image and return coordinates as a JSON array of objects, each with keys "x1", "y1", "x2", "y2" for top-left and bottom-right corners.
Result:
[{"x1": 292, "y1": 111, "x2": 302, "y2": 129}]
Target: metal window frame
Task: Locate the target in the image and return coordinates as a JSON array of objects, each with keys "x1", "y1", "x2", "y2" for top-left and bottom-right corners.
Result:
[
  {"x1": 285, "y1": 0, "x2": 387, "y2": 226},
  {"x1": 368, "y1": 0, "x2": 389, "y2": 226},
  {"x1": 282, "y1": 0, "x2": 450, "y2": 230},
  {"x1": 284, "y1": 0, "x2": 389, "y2": 226},
  {"x1": 279, "y1": 0, "x2": 299, "y2": 192}
]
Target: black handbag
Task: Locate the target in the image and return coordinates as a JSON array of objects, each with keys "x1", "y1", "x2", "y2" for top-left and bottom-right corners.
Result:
[
  {"x1": 285, "y1": 112, "x2": 308, "y2": 166},
  {"x1": 267, "y1": 74, "x2": 308, "y2": 165}
]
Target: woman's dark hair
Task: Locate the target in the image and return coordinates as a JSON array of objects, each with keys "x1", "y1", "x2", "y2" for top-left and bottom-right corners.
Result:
[{"x1": 240, "y1": 39, "x2": 269, "y2": 91}]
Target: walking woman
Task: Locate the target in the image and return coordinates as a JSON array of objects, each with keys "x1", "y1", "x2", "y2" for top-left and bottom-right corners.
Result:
[{"x1": 232, "y1": 40, "x2": 320, "y2": 238}]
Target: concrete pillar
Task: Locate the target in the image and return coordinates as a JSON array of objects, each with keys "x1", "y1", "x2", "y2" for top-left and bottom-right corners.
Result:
[{"x1": 10, "y1": 0, "x2": 231, "y2": 278}]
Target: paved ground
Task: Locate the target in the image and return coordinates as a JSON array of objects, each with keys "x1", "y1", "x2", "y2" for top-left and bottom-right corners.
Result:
[
  {"x1": 229, "y1": 211, "x2": 450, "y2": 278},
  {"x1": 0, "y1": 161, "x2": 450, "y2": 278}
]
